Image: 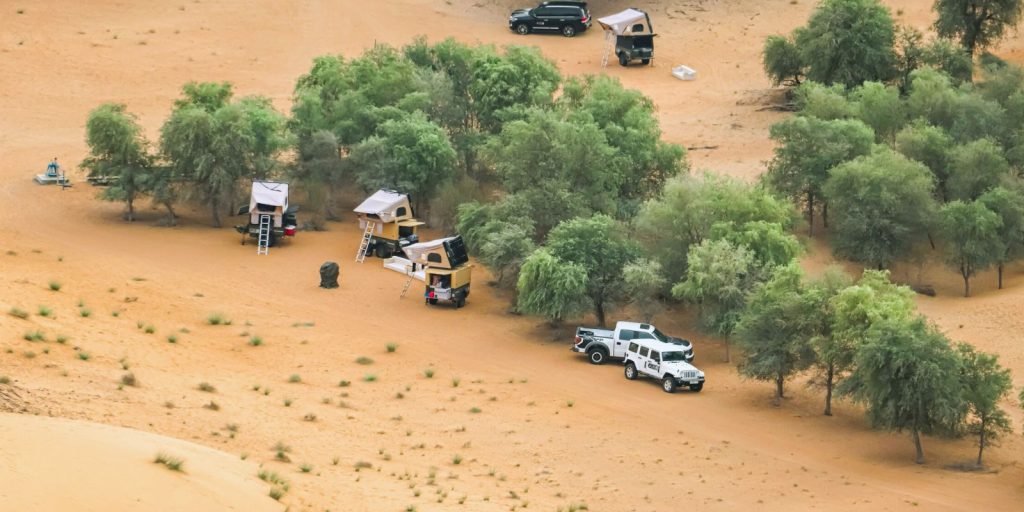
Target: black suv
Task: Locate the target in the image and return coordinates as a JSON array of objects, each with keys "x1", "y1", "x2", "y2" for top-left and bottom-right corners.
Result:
[{"x1": 509, "y1": 1, "x2": 591, "y2": 37}]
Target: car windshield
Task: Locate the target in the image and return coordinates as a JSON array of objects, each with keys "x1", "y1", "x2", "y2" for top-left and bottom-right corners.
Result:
[
  {"x1": 651, "y1": 329, "x2": 668, "y2": 342},
  {"x1": 662, "y1": 351, "x2": 688, "y2": 362}
]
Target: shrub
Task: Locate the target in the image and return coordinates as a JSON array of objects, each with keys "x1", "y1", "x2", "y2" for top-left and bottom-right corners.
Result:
[
  {"x1": 197, "y1": 382, "x2": 216, "y2": 393},
  {"x1": 424, "y1": 368, "x2": 435, "y2": 379},
  {"x1": 451, "y1": 377, "x2": 460, "y2": 388},
  {"x1": 386, "y1": 343, "x2": 398, "y2": 353},
  {"x1": 22, "y1": 330, "x2": 44, "y2": 342},
  {"x1": 166, "y1": 334, "x2": 178, "y2": 344},
  {"x1": 79, "y1": 308, "x2": 92, "y2": 318},
  {"x1": 154, "y1": 453, "x2": 184, "y2": 471},
  {"x1": 48, "y1": 281, "x2": 61, "y2": 291},
  {"x1": 268, "y1": 488, "x2": 284, "y2": 501},
  {"x1": 288, "y1": 374, "x2": 301, "y2": 383},
  {"x1": 363, "y1": 374, "x2": 377, "y2": 382},
  {"x1": 355, "y1": 356, "x2": 374, "y2": 365},
  {"x1": 452, "y1": 454, "x2": 463, "y2": 465},
  {"x1": 77, "y1": 352, "x2": 91, "y2": 361},
  {"x1": 249, "y1": 336, "x2": 263, "y2": 346},
  {"x1": 143, "y1": 324, "x2": 155, "y2": 334},
  {"x1": 338, "y1": 379, "x2": 351, "y2": 387},
  {"x1": 0, "y1": 376, "x2": 9, "y2": 384},
  {"x1": 121, "y1": 373, "x2": 137, "y2": 387},
  {"x1": 203, "y1": 400, "x2": 220, "y2": 411},
  {"x1": 283, "y1": 398, "x2": 293, "y2": 407},
  {"x1": 469, "y1": 407, "x2": 481, "y2": 414},
  {"x1": 7, "y1": 307, "x2": 29, "y2": 319},
  {"x1": 299, "y1": 463, "x2": 312, "y2": 473},
  {"x1": 303, "y1": 413, "x2": 317, "y2": 422},
  {"x1": 206, "y1": 313, "x2": 229, "y2": 325},
  {"x1": 56, "y1": 335, "x2": 67, "y2": 344},
  {"x1": 37, "y1": 306, "x2": 52, "y2": 317}
]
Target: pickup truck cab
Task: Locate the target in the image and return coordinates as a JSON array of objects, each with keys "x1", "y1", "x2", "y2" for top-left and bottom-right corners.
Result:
[
  {"x1": 624, "y1": 338, "x2": 705, "y2": 393},
  {"x1": 572, "y1": 321, "x2": 694, "y2": 365}
]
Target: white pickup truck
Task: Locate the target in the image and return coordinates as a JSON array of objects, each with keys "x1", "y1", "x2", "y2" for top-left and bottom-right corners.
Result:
[
  {"x1": 572, "y1": 321, "x2": 694, "y2": 365},
  {"x1": 624, "y1": 338, "x2": 705, "y2": 393}
]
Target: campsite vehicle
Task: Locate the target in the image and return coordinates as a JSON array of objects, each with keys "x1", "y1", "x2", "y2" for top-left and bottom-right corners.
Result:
[
  {"x1": 509, "y1": 1, "x2": 591, "y2": 37},
  {"x1": 403, "y1": 236, "x2": 472, "y2": 308},
  {"x1": 573, "y1": 321, "x2": 694, "y2": 365},
  {"x1": 354, "y1": 190, "x2": 424, "y2": 261},
  {"x1": 624, "y1": 338, "x2": 705, "y2": 393},
  {"x1": 234, "y1": 181, "x2": 298, "y2": 253},
  {"x1": 597, "y1": 8, "x2": 656, "y2": 66}
]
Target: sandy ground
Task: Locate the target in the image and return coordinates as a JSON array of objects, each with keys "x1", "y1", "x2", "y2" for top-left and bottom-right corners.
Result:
[{"x1": 0, "y1": 0, "x2": 1022, "y2": 510}]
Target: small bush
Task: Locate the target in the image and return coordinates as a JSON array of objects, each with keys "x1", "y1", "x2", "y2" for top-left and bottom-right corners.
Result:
[
  {"x1": 22, "y1": 330, "x2": 44, "y2": 342},
  {"x1": 451, "y1": 377, "x2": 460, "y2": 388},
  {"x1": 303, "y1": 412, "x2": 317, "y2": 422},
  {"x1": 56, "y1": 335, "x2": 68, "y2": 344},
  {"x1": 79, "y1": 308, "x2": 91, "y2": 318},
  {"x1": 452, "y1": 454, "x2": 463, "y2": 465},
  {"x1": 154, "y1": 453, "x2": 184, "y2": 471},
  {"x1": 23, "y1": 351, "x2": 36, "y2": 359},
  {"x1": 248, "y1": 336, "x2": 263, "y2": 346},
  {"x1": 283, "y1": 398, "x2": 293, "y2": 407},
  {"x1": 269, "y1": 488, "x2": 284, "y2": 501},
  {"x1": 111, "y1": 310, "x2": 120, "y2": 317},
  {"x1": 203, "y1": 400, "x2": 220, "y2": 411},
  {"x1": 0, "y1": 376, "x2": 9, "y2": 384},
  {"x1": 355, "y1": 356, "x2": 374, "y2": 365},
  {"x1": 288, "y1": 374, "x2": 301, "y2": 383},
  {"x1": 7, "y1": 307, "x2": 29, "y2": 319},
  {"x1": 363, "y1": 374, "x2": 377, "y2": 382},
  {"x1": 469, "y1": 407, "x2": 481, "y2": 414},
  {"x1": 143, "y1": 324, "x2": 155, "y2": 334},
  {"x1": 121, "y1": 373, "x2": 137, "y2": 387},
  {"x1": 197, "y1": 382, "x2": 216, "y2": 393},
  {"x1": 77, "y1": 351, "x2": 91, "y2": 361},
  {"x1": 338, "y1": 379, "x2": 351, "y2": 387},
  {"x1": 299, "y1": 463, "x2": 312, "y2": 473},
  {"x1": 386, "y1": 343, "x2": 397, "y2": 353},
  {"x1": 37, "y1": 306, "x2": 52, "y2": 317},
  {"x1": 354, "y1": 461, "x2": 373, "y2": 470},
  {"x1": 48, "y1": 281, "x2": 61, "y2": 291},
  {"x1": 424, "y1": 368, "x2": 435, "y2": 379},
  {"x1": 206, "y1": 313, "x2": 229, "y2": 325},
  {"x1": 167, "y1": 334, "x2": 178, "y2": 344}
]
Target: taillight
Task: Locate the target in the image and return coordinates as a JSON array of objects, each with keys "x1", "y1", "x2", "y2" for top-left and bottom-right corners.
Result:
[
  {"x1": 574, "y1": 336, "x2": 581, "y2": 345},
  {"x1": 582, "y1": 15, "x2": 588, "y2": 22}
]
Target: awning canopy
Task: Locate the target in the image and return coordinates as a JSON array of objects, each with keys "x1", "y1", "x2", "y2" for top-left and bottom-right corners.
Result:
[
  {"x1": 597, "y1": 8, "x2": 650, "y2": 35},
  {"x1": 354, "y1": 190, "x2": 411, "y2": 223},
  {"x1": 249, "y1": 181, "x2": 288, "y2": 211}
]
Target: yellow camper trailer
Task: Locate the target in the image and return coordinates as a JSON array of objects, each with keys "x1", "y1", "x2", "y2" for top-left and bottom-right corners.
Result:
[
  {"x1": 353, "y1": 190, "x2": 424, "y2": 259},
  {"x1": 404, "y1": 236, "x2": 472, "y2": 308}
]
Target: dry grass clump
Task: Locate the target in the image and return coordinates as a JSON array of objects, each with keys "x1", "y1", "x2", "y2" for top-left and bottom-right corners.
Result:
[
  {"x1": 355, "y1": 356, "x2": 374, "y2": 365},
  {"x1": 48, "y1": 280, "x2": 62, "y2": 291},
  {"x1": 206, "y1": 313, "x2": 231, "y2": 325},
  {"x1": 154, "y1": 452, "x2": 184, "y2": 471},
  {"x1": 7, "y1": 307, "x2": 29, "y2": 319},
  {"x1": 197, "y1": 382, "x2": 216, "y2": 393},
  {"x1": 120, "y1": 373, "x2": 138, "y2": 387}
]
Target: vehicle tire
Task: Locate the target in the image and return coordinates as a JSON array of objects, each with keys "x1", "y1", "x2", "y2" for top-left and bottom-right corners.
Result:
[
  {"x1": 456, "y1": 298, "x2": 465, "y2": 308},
  {"x1": 662, "y1": 376, "x2": 677, "y2": 394},
  {"x1": 375, "y1": 243, "x2": 391, "y2": 259},
  {"x1": 618, "y1": 53, "x2": 629, "y2": 67},
  {"x1": 364, "y1": 242, "x2": 375, "y2": 257},
  {"x1": 586, "y1": 347, "x2": 608, "y2": 365},
  {"x1": 561, "y1": 25, "x2": 576, "y2": 37},
  {"x1": 690, "y1": 383, "x2": 703, "y2": 392},
  {"x1": 641, "y1": 58, "x2": 650, "y2": 65},
  {"x1": 267, "y1": 234, "x2": 277, "y2": 247},
  {"x1": 624, "y1": 362, "x2": 638, "y2": 380},
  {"x1": 516, "y1": 24, "x2": 529, "y2": 35},
  {"x1": 428, "y1": 298, "x2": 438, "y2": 305}
]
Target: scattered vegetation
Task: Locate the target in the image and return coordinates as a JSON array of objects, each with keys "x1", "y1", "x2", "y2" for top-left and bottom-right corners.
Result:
[
  {"x1": 7, "y1": 307, "x2": 29, "y2": 319},
  {"x1": 154, "y1": 453, "x2": 184, "y2": 471},
  {"x1": 48, "y1": 280, "x2": 62, "y2": 291},
  {"x1": 197, "y1": 382, "x2": 216, "y2": 393},
  {"x1": 355, "y1": 356, "x2": 374, "y2": 365}
]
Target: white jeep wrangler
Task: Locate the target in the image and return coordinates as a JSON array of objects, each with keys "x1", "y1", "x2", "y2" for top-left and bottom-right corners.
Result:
[{"x1": 623, "y1": 338, "x2": 705, "y2": 393}]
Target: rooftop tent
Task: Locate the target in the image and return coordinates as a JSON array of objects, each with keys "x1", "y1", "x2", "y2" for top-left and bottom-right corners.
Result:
[
  {"x1": 353, "y1": 190, "x2": 414, "y2": 223},
  {"x1": 596, "y1": 8, "x2": 650, "y2": 35},
  {"x1": 249, "y1": 181, "x2": 288, "y2": 211},
  {"x1": 403, "y1": 236, "x2": 469, "y2": 269}
]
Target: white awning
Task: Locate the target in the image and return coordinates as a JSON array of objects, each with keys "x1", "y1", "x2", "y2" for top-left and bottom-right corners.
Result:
[
  {"x1": 597, "y1": 9, "x2": 649, "y2": 35},
  {"x1": 354, "y1": 190, "x2": 409, "y2": 223},
  {"x1": 249, "y1": 181, "x2": 288, "y2": 211}
]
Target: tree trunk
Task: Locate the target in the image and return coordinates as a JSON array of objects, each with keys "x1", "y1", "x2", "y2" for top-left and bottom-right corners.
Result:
[
  {"x1": 725, "y1": 340, "x2": 731, "y2": 363},
  {"x1": 125, "y1": 197, "x2": 135, "y2": 222},
  {"x1": 822, "y1": 201, "x2": 828, "y2": 229},
  {"x1": 824, "y1": 362, "x2": 834, "y2": 416},
  {"x1": 773, "y1": 374, "x2": 784, "y2": 406},
  {"x1": 977, "y1": 411, "x2": 986, "y2": 467},
  {"x1": 962, "y1": 268, "x2": 970, "y2": 298},
  {"x1": 912, "y1": 428, "x2": 924, "y2": 464},
  {"x1": 807, "y1": 190, "x2": 815, "y2": 236},
  {"x1": 997, "y1": 263, "x2": 1004, "y2": 290},
  {"x1": 594, "y1": 300, "x2": 606, "y2": 327},
  {"x1": 210, "y1": 195, "x2": 222, "y2": 228},
  {"x1": 162, "y1": 201, "x2": 178, "y2": 226}
]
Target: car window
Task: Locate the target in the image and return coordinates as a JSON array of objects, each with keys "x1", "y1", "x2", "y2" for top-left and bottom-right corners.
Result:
[
  {"x1": 651, "y1": 328, "x2": 668, "y2": 341},
  {"x1": 553, "y1": 7, "x2": 577, "y2": 16},
  {"x1": 619, "y1": 330, "x2": 634, "y2": 341},
  {"x1": 634, "y1": 331, "x2": 654, "y2": 340},
  {"x1": 663, "y1": 351, "x2": 687, "y2": 362},
  {"x1": 628, "y1": 342, "x2": 639, "y2": 353},
  {"x1": 639, "y1": 347, "x2": 649, "y2": 357},
  {"x1": 650, "y1": 350, "x2": 660, "y2": 361},
  {"x1": 534, "y1": 7, "x2": 551, "y2": 16}
]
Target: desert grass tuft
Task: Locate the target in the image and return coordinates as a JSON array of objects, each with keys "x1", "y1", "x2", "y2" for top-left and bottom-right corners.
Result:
[
  {"x1": 363, "y1": 374, "x2": 377, "y2": 382},
  {"x1": 203, "y1": 400, "x2": 220, "y2": 411},
  {"x1": 386, "y1": 343, "x2": 397, "y2": 353},
  {"x1": 424, "y1": 368, "x2": 435, "y2": 379},
  {"x1": 121, "y1": 373, "x2": 137, "y2": 387},
  {"x1": 452, "y1": 454, "x2": 463, "y2": 465},
  {"x1": 355, "y1": 356, "x2": 374, "y2": 365},
  {"x1": 37, "y1": 306, "x2": 52, "y2": 317},
  {"x1": 56, "y1": 335, "x2": 68, "y2": 344},
  {"x1": 48, "y1": 280, "x2": 61, "y2": 291},
  {"x1": 288, "y1": 374, "x2": 301, "y2": 383},
  {"x1": 451, "y1": 377, "x2": 460, "y2": 388},
  {"x1": 143, "y1": 324, "x2": 155, "y2": 334},
  {"x1": 338, "y1": 379, "x2": 351, "y2": 387},
  {"x1": 77, "y1": 351, "x2": 91, "y2": 361},
  {"x1": 303, "y1": 413, "x2": 317, "y2": 422},
  {"x1": 299, "y1": 463, "x2": 312, "y2": 473},
  {"x1": 7, "y1": 307, "x2": 29, "y2": 319},
  {"x1": 206, "y1": 313, "x2": 230, "y2": 325},
  {"x1": 248, "y1": 336, "x2": 263, "y2": 346},
  {"x1": 0, "y1": 376, "x2": 9, "y2": 384},
  {"x1": 23, "y1": 330, "x2": 45, "y2": 342},
  {"x1": 79, "y1": 308, "x2": 91, "y2": 318},
  {"x1": 154, "y1": 453, "x2": 184, "y2": 471},
  {"x1": 197, "y1": 382, "x2": 216, "y2": 393}
]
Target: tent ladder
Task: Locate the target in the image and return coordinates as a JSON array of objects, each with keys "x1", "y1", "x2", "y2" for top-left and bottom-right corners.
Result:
[
  {"x1": 356, "y1": 221, "x2": 376, "y2": 263},
  {"x1": 256, "y1": 214, "x2": 272, "y2": 255}
]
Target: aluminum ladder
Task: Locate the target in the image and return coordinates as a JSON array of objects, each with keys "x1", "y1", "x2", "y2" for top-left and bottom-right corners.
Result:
[
  {"x1": 256, "y1": 214, "x2": 272, "y2": 255},
  {"x1": 399, "y1": 264, "x2": 416, "y2": 298},
  {"x1": 355, "y1": 221, "x2": 375, "y2": 263}
]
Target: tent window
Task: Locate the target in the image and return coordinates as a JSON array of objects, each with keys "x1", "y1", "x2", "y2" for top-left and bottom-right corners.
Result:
[
  {"x1": 427, "y1": 253, "x2": 442, "y2": 263},
  {"x1": 396, "y1": 206, "x2": 407, "y2": 217}
]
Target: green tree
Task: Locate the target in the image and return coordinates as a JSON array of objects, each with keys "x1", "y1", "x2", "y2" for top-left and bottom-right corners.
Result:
[
  {"x1": 516, "y1": 248, "x2": 588, "y2": 325},
  {"x1": 934, "y1": 0, "x2": 1024, "y2": 62},
  {"x1": 81, "y1": 103, "x2": 152, "y2": 222},
  {"x1": 842, "y1": 316, "x2": 966, "y2": 464},
  {"x1": 956, "y1": 343, "x2": 1014, "y2": 466},
  {"x1": 766, "y1": 116, "x2": 875, "y2": 234},
  {"x1": 708, "y1": 220, "x2": 803, "y2": 270},
  {"x1": 672, "y1": 239, "x2": 761, "y2": 361},
  {"x1": 795, "y1": 0, "x2": 897, "y2": 88},
  {"x1": 479, "y1": 222, "x2": 536, "y2": 287},
  {"x1": 906, "y1": 68, "x2": 960, "y2": 129},
  {"x1": 823, "y1": 270, "x2": 916, "y2": 415},
  {"x1": 823, "y1": 149, "x2": 938, "y2": 269},
  {"x1": 895, "y1": 121, "x2": 955, "y2": 201},
  {"x1": 950, "y1": 92, "x2": 1008, "y2": 143},
  {"x1": 804, "y1": 267, "x2": 854, "y2": 416},
  {"x1": 546, "y1": 215, "x2": 640, "y2": 326},
  {"x1": 920, "y1": 38, "x2": 975, "y2": 84},
  {"x1": 622, "y1": 259, "x2": 667, "y2": 323},
  {"x1": 763, "y1": 34, "x2": 804, "y2": 86},
  {"x1": 939, "y1": 200, "x2": 1003, "y2": 296},
  {"x1": 349, "y1": 112, "x2": 456, "y2": 212},
  {"x1": 853, "y1": 81, "x2": 905, "y2": 144},
  {"x1": 733, "y1": 264, "x2": 819, "y2": 405},
  {"x1": 978, "y1": 186, "x2": 1024, "y2": 288},
  {"x1": 946, "y1": 138, "x2": 1010, "y2": 201},
  {"x1": 290, "y1": 130, "x2": 345, "y2": 229},
  {"x1": 637, "y1": 173, "x2": 798, "y2": 285},
  {"x1": 469, "y1": 45, "x2": 560, "y2": 133},
  {"x1": 793, "y1": 82, "x2": 856, "y2": 120}
]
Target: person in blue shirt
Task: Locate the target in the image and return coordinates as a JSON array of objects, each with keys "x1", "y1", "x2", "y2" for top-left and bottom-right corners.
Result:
[{"x1": 46, "y1": 157, "x2": 60, "y2": 177}]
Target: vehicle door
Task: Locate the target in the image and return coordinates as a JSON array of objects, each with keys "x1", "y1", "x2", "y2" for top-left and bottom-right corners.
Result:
[
  {"x1": 644, "y1": 349, "x2": 662, "y2": 377},
  {"x1": 532, "y1": 6, "x2": 555, "y2": 30},
  {"x1": 636, "y1": 345, "x2": 656, "y2": 377},
  {"x1": 612, "y1": 329, "x2": 635, "y2": 358}
]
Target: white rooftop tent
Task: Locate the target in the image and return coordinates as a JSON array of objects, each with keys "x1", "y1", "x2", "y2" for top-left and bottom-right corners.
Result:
[
  {"x1": 249, "y1": 181, "x2": 288, "y2": 227},
  {"x1": 353, "y1": 190, "x2": 413, "y2": 223},
  {"x1": 597, "y1": 8, "x2": 654, "y2": 67},
  {"x1": 403, "y1": 237, "x2": 456, "y2": 266}
]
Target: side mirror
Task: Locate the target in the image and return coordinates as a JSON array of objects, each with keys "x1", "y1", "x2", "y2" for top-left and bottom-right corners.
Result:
[{"x1": 236, "y1": 205, "x2": 250, "y2": 216}]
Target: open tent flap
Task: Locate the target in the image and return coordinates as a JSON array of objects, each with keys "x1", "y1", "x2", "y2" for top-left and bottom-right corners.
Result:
[
  {"x1": 249, "y1": 181, "x2": 289, "y2": 211},
  {"x1": 353, "y1": 190, "x2": 411, "y2": 223},
  {"x1": 597, "y1": 8, "x2": 650, "y2": 35}
]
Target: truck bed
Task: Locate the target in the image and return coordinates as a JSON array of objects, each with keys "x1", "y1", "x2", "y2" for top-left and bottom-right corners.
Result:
[{"x1": 575, "y1": 326, "x2": 613, "y2": 339}]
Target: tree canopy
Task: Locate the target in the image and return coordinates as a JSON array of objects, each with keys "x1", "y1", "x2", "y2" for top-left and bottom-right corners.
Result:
[
  {"x1": 795, "y1": 0, "x2": 898, "y2": 87},
  {"x1": 82, "y1": 103, "x2": 153, "y2": 222},
  {"x1": 934, "y1": 0, "x2": 1024, "y2": 60}
]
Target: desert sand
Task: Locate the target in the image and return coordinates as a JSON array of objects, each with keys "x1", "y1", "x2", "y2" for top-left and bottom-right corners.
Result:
[{"x1": 0, "y1": 0, "x2": 1022, "y2": 511}]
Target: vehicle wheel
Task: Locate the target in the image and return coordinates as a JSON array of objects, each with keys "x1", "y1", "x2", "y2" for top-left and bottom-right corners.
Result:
[
  {"x1": 456, "y1": 298, "x2": 465, "y2": 308},
  {"x1": 516, "y1": 24, "x2": 529, "y2": 35},
  {"x1": 624, "y1": 362, "x2": 638, "y2": 380},
  {"x1": 428, "y1": 298, "x2": 438, "y2": 305},
  {"x1": 375, "y1": 243, "x2": 391, "y2": 259},
  {"x1": 267, "y1": 234, "x2": 277, "y2": 247},
  {"x1": 364, "y1": 242, "x2": 375, "y2": 257},
  {"x1": 587, "y1": 347, "x2": 608, "y2": 365},
  {"x1": 641, "y1": 58, "x2": 650, "y2": 65},
  {"x1": 618, "y1": 53, "x2": 629, "y2": 67},
  {"x1": 561, "y1": 25, "x2": 576, "y2": 37},
  {"x1": 662, "y1": 376, "x2": 677, "y2": 394},
  {"x1": 690, "y1": 383, "x2": 703, "y2": 392}
]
